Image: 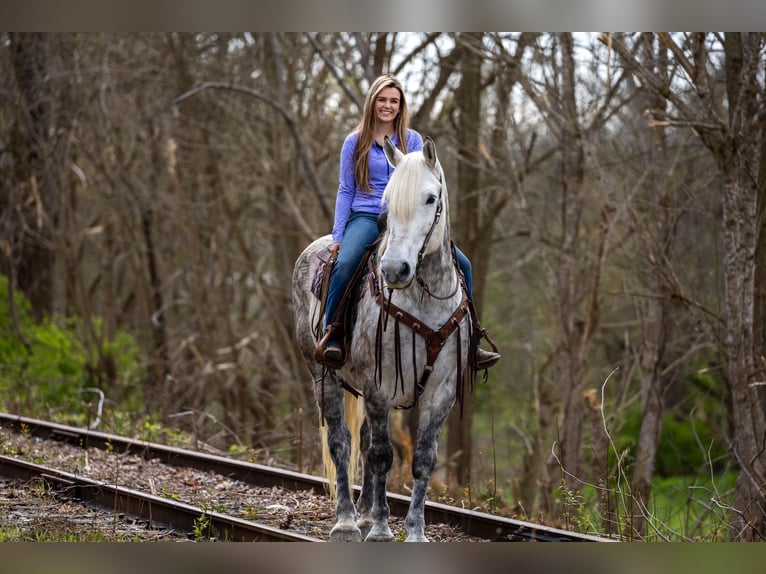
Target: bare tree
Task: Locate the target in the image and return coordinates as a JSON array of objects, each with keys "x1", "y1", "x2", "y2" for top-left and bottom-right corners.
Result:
[
  {"x1": 507, "y1": 33, "x2": 634, "y2": 521},
  {"x1": 608, "y1": 31, "x2": 766, "y2": 541},
  {"x1": 446, "y1": 32, "x2": 484, "y2": 488},
  {"x1": 444, "y1": 33, "x2": 538, "y2": 490},
  {"x1": 517, "y1": 33, "x2": 602, "y2": 490},
  {"x1": 5, "y1": 33, "x2": 58, "y2": 318},
  {"x1": 623, "y1": 34, "x2": 675, "y2": 538}
]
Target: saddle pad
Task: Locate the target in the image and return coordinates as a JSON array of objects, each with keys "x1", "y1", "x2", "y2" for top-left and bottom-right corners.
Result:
[{"x1": 311, "y1": 260, "x2": 326, "y2": 300}]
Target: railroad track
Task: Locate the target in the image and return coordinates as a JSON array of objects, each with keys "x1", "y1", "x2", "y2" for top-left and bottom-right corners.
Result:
[
  {"x1": 0, "y1": 454, "x2": 320, "y2": 541},
  {"x1": 0, "y1": 413, "x2": 612, "y2": 542}
]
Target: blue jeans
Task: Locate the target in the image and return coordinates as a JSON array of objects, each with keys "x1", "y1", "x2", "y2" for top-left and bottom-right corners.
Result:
[{"x1": 324, "y1": 211, "x2": 473, "y2": 335}]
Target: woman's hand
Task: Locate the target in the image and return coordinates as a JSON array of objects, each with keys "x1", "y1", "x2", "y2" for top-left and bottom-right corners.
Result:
[{"x1": 329, "y1": 242, "x2": 340, "y2": 261}]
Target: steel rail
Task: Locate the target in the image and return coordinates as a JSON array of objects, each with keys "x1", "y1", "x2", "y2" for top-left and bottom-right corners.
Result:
[
  {"x1": 0, "y1": 412, "x2": 612, "y2": 542},
  {"x1": 0, "y1": 454, "x2": 320, "y2": 542}
]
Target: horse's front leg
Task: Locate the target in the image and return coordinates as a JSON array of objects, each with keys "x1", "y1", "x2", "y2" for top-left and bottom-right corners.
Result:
[
  {"x1": 361, "y1": 393, "x2": 395, "y2": 542},
  {"x1": 318, "y1": 377, "x2": 361, "y2": 542},
  {"x1": 404, "y1": 386, "x2": 455, "y2": 542}
]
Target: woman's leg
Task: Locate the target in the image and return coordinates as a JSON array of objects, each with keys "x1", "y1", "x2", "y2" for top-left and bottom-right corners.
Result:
[
  {"x1": 453, "y1": 246, "x2": 472, "y2": 295},
  {"x1": 323, "y1": 212, "x2": 381, "y2": 343}
]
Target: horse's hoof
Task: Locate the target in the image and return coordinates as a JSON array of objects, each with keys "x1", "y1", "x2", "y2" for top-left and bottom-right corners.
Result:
[
  {"x1": 329, "y1": 522, "x2": 362, "y2": 542},
  {"x1": 364, "y1": 523, "x2": 395, "y2": 542},
  {"x1": 357, "y1": 517, "x2": 373, "y2": 539},
  {"x1": 404, "y1": 530, "x2": 429, "y2": 542}
]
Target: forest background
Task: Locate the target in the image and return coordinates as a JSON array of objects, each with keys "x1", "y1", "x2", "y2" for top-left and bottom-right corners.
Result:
[{"x1": 2, "y1": 32, "x2": 766, "y2": 542}]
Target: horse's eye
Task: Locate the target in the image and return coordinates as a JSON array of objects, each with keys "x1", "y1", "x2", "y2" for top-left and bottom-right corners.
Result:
[{"x1": 426, "y1": 195, "x2": 436, "y2": 205}]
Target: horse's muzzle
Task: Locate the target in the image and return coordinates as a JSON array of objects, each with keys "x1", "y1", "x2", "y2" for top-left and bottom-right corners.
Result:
[{"x1": 381, "y1": 260, "x2": 413, "y2": 289}]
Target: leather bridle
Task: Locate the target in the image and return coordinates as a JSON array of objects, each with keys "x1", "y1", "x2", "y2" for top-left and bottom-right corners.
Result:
[{"x1": 412, "y1": 168, "x2": 459, "y2": 301}]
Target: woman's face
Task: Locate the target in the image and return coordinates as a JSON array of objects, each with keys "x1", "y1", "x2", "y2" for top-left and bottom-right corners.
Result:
[{"x1": 374, "y1": 87, "x2": 401, "y2": 126}]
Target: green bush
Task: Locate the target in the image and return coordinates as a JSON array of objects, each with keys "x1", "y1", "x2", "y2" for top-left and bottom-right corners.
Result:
[
  {"x1": 0, "y1": 275, "x2": 144, "y2": 421},
  {"x1": 615, "y1": 384, "x2": 727, "y2": 477},
  {"x1": 654, "y1": 412, "x2": 728, "y2": 476}
]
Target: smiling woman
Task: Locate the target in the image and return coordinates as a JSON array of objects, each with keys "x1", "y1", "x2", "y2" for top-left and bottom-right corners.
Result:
[{"x1": 313, "y1": 73, "x2": 500, "y2": 371}]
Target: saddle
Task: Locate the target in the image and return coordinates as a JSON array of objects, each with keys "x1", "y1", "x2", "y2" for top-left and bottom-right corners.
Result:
[
  {"x1": 311, "y1": 213, "x2": 389, "y2": 369},
  {"x1": 311, "y1": 239, "x2": 378, "y2": 369}
]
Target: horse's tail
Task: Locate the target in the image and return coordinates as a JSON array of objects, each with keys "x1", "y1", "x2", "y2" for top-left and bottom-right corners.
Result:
[
  {"x1": 319, "y1": 420, "x2": 336, "y2": 499},
  {"x1": 320, "y1": 392, "x2": 364, "y2": 501}
]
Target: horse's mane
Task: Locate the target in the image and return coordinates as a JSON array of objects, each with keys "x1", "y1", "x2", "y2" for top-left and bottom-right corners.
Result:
[
  {"x1": 382, "y1": 153, "x2": 424, "y2": 222},
  {"x1": 382, "y1": 151, "x2": 446, "y2": 254}
]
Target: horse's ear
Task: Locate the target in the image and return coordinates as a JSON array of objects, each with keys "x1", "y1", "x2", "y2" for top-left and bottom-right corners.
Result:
[
  {"x1": 423, "y1": 137, "x2": 437, "y2": 170},
  {"x1": 383, "y1": 135, "x2": 403, "y2": 167}
]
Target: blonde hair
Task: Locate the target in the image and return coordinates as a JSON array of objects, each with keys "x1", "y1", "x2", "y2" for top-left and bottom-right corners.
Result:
[{"x1": 354, "y1": 74, "x2": 411, "y2": 193}]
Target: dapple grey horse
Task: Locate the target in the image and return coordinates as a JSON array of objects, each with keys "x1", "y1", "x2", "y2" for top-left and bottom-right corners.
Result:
[{"x1": 291, "y1": 137, "x2": 474, "y2": 542}]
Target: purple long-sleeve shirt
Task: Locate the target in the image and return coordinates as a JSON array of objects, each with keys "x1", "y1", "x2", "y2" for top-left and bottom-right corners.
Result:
[{"x1": 331, "y1": 129, "x2": 424, "y2": 243}]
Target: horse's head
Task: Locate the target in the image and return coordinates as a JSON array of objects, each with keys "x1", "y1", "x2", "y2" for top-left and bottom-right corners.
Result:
[{"x1": 379, "y1": 136, "x2": 447, "y2": 289}]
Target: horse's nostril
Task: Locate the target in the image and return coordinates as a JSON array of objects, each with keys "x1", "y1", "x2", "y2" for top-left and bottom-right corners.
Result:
[{"x1": 381, "y1": 259, "x2": 412, "y2": 288}]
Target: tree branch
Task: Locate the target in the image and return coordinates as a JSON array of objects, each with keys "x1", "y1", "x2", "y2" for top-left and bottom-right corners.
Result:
[
  {"x1": 174, "y1": 81, "x2": 332, "y2": 221},
  {"x1": 305, "y1": 33, "x2": 363, "y2": 111}
]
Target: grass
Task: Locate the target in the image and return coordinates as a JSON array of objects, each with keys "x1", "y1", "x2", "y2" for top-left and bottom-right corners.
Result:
[
  {"x1": 573, "y1": 471, "x2": 738, "y2": 541},
  {"x1": 643, "y1": 473, "x2": 736, "y2": 540}
]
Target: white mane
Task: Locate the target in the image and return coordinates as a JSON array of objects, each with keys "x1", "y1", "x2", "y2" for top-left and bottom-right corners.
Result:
[{"x1": 383, "y1": 152, "x2": 424, "y2": 223}]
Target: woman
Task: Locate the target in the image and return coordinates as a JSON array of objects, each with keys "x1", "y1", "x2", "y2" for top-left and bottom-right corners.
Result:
[{"x1": 316, "y1": 74, "x2": 500, "y2": 371}]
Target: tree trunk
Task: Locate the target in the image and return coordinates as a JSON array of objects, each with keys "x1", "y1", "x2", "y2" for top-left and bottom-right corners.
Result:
[
  {"x1": 632, "y1": 288, "x2": 667, "y2": 537},
  {"x1": 8, "y1": 33, "x2": 57, "y2": 318},
  {"x1": 721, "y1": 149, "x2": 766, "y2": 540},
  {"x1": 718, "y1": 33, "x2": 766, "y2": 541},
  {"x1": 630, "y1": 34, "x2": 672, "y2": 538},
  {"x1": 753, "y1": 38, "x2": 766, "y2": 420},
  {"x1": 447, "y1": 32, "x2": 482, "y2": 488},
  {"x1": 552, "y1": 32, "x2": 588, "y2": 483}
]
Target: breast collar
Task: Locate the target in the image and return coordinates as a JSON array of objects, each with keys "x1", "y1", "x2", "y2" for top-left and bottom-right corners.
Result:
[{"x1": 367, "y1": 254, "x2": 471, "y2": 407}]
